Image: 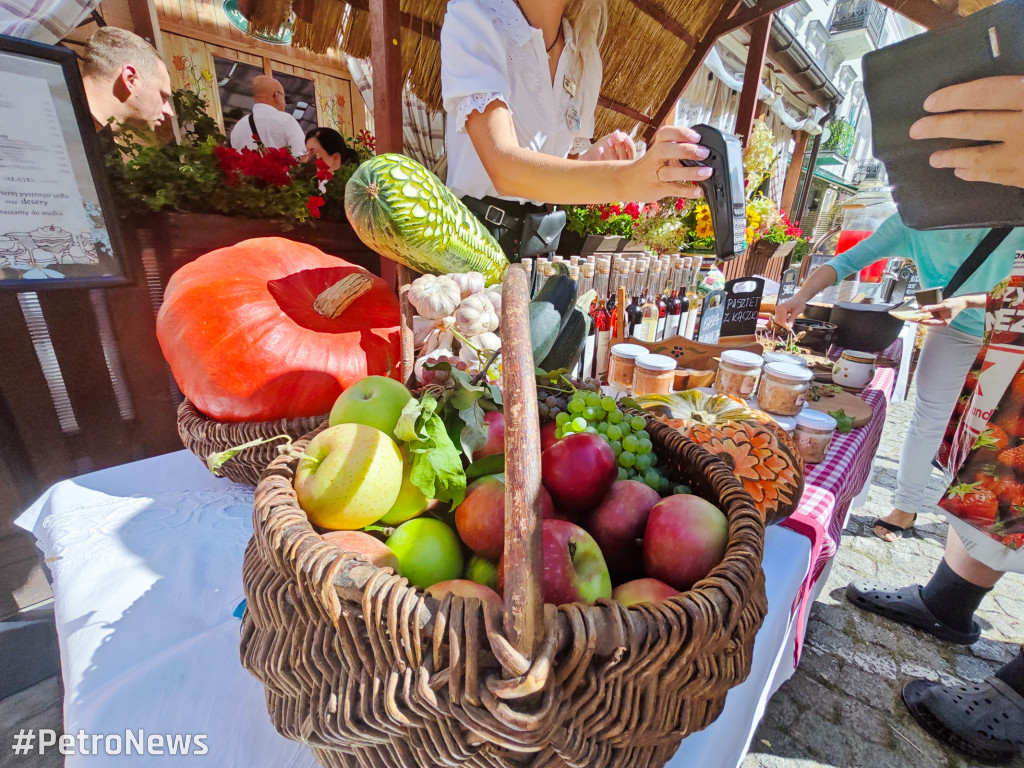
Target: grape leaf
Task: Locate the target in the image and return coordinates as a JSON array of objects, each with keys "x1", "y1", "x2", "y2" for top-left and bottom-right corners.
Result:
[
  {"x1": 829, "y1": 408, "x2": 855, "y2": 433},
  {"x1": 395, "y1": 393, "x2": 467, "y2": 505}
]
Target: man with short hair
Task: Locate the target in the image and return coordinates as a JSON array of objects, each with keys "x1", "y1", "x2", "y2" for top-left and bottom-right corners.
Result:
[
  {"x1": 229, "y1": 75, "x2": 307, "y2": 157},
  {"x1": 79, "y1": 27, "x2": 173, "y2": 133}
]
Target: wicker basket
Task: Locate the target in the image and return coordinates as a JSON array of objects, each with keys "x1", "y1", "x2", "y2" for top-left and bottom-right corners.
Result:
[
  {"x1": 239, "y1": 265, "x2": 767, "y2": 767},
  {"x1": 176, "y1": 399, "x2": 325, "y2": 486}
]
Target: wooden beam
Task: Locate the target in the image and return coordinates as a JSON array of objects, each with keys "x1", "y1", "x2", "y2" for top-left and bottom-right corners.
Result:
[
  {"x1": 626, "y1": 0, "x2": 696, "y2": 47},
  {"x1": 126, "y1": 0, "x2": 159, "y2": 47},
  {"x1": 735, "y1": 14, "x2": 773, "y2": 145},
  {"x1": 878, "y1": 0, "x2": 959, "y2": 29},
  {"x1": 780, "y1": 129, "x2": 809, "y2": 214},
  {"x1": 597, "y1": 96, "x2": 652, "y2": 127},
  {"x1": 709, "y1": 0, "x2": 800, "y2": 40},
  {"x1": 643, "y1": 0, "x2": 746, "y2": 144},
  {"x1": 345, "y1": 0, "x2": 441, "y2": 40},
  {"x1": 369, "y1": 0, "x2": 403, "y2": 155}
]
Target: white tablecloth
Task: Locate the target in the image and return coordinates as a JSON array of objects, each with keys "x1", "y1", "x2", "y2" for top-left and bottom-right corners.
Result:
[{"x1": 17, "y1": 451, "x2": 811, "y2": 767}]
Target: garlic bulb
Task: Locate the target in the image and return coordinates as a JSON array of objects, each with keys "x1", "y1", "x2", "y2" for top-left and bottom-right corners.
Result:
[
  {"x1": 448, "y1": 271, "x2": 486, "y2": 299},
  {"x1": 408, "y1": 274, "x2": 461, "y2": 320},
  {"x1": 414, "y1": 315, "x2": 455, "y2": 353},
  {"x1": 483, "y1": 288, "x2": 502, "y2": 319},
  {"x1": 458, "y1": 332, "x2": 500, "y2": 366},
  {"x1": 455, "y1": 293, "x2": 499, "y2": 336}
]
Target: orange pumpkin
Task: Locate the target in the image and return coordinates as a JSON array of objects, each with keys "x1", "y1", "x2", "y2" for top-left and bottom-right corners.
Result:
[
  {"x1": 688, "y1": 420, "x2": 804, "y2": 525},
  {"x1": 156, "y1": 237, "x2": 401, "y2": 422}
]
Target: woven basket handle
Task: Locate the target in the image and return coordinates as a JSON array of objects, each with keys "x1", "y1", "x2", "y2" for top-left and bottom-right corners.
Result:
[{"x1": 499, "y1": 265, "x2": 545, "y2": 660}]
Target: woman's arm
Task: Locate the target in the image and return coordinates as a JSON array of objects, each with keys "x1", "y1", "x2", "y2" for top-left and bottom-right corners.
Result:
[{"x1": 465, "y1": 101, "x2": 712, "y2": 203}]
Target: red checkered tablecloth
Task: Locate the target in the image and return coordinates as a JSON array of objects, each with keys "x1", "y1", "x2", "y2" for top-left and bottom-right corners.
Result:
[{"x1": 780, "y1": 338, "x2": 901, "y2": 659}]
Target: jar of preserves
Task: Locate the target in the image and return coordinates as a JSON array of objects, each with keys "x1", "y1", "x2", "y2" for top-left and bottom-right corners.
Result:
[
  {"x1": 608, "y1": 343, "x2": 648, "y2": 391},
  {"x1": 793, "y1": 410, "x2": 838, "y2": 464},
  {"x1": 632, "y1": 353, "x2": 677, "y2": 396},
  {"x1": 757, "y1": 362, "x2": 813, "y2": 415},
  {"x1": 770, "y1": 413, "x2": 798, "y2": 436},
  {"x1": 714, "y1": 350, "x2": 764, "y2": 398},
  {"x1": 763, "y1": 351, "x2": 807, "y2": 368}
]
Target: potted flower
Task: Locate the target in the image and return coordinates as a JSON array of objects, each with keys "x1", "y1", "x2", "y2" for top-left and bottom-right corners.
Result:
[{"x1": 561, "y1": 202, "x2": 644, "y2": 255}]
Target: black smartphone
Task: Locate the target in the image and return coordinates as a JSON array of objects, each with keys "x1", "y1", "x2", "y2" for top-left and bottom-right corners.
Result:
[
  {"x1": 683, "y1": 124, "x2": 748, "y2": 261},
  {"x1": 862, "y1": 0, "x2": 1024, "y2": 229}
]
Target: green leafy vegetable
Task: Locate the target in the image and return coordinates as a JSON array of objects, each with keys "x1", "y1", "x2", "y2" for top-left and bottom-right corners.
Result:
[
  {"x1": 395, "y1": 393, "x2": 467, "y2": 506},
  {"x1": 829, "y1": 409, "x2": 855, "y2": 433}
]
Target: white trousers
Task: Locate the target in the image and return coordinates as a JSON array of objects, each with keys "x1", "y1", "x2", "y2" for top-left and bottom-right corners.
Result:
[{"x1": 893, "y1": 324, "x2": 982, "y2": 516}]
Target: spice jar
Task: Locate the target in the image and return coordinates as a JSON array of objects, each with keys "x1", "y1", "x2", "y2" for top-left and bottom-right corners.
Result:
[
  {"x1": 757, "y1": 362, "x2": 813, "y2": 415},
  {"x1": 793, "y1": 410, "x2": 838, "y2": 464},
  {"x1": 608, "y1": 343, "x2": 648, "y2": 391},
  {"x1": 632, "y1": 353, "x2": 677, "y2": 396},
  {"x1": 714, "y1": 350, "x2": 764, "y2": 398},
  {"x1": 763, "y1": 351, "x2": 807, "y2": 368}
]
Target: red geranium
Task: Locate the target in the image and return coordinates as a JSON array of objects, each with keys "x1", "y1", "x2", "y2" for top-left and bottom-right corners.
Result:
[
  {"x1": 314, "y1": 158, "x2": 333, "y2": 182},
  {"x1": 306, "y1": 196, "x2": 325, "y2": 218}
]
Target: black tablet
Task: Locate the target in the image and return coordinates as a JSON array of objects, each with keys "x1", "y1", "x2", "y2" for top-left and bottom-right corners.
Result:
[{"x1": 861, "y1": 0, "x2": 1024, "y2": 230}]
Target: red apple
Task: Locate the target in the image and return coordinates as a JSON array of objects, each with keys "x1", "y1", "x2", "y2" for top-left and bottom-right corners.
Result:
[
  {"x1": 540, "y1": 420, "x2": 559, "y2": 453},
  {"x1": 541, "y1": 433, "x2": 617, "y2": 514},
  {"x1": 474, "y1": 410, "x2": 505, "y2": 459},
  {"x1": 321, "y1": 530, "x2": 401, "y2": 573},
  {"x1": 538, "y1": 519, "x2": 612, "y2": 605},
  {"x1": 455, "y1": 475, "x2": 555, "y2": 560},
  {"x1": 425, "y1": 579, "x2": 503, "y2": 613},
  {"x1": 587, "y1": 480, "x2": 661, "y2": 581},
  {"x1": 612, "y1": 578, "x2": 680, "y2": 606},
  {"x1": 643, "y1": 495, "x2": 728, "y2": 591}
]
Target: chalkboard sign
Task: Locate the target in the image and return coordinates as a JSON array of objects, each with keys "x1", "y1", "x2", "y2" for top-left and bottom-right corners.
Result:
[
  {"x1": 720, "y1": 277, "x2": 764, "y2": 338},
  {"x1": 696, "y1": 290, "x2": 726, "y2": 344},
  {"x1": 901, "y1": 266, "x2": 920, "y2": 296},
  {"x1": 778, "y1": 268, "x2": 799, "y2": 302}
]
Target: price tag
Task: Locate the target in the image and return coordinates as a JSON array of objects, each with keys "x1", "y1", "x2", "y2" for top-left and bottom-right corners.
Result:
[
  {"x1": 778, "y1": 268, "x2": 799, "y2": 303},
  {"x1": 697, "y1": 290, "x2": 725, "y2": 344}
]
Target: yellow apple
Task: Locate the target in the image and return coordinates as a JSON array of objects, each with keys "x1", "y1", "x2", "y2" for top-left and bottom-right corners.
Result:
[
  {"x1": 294, "y1": 423, "x2": 403, "y2": 530},
  {"x1": 377, "y1": 455, "x2": 429, "y2": 526}
]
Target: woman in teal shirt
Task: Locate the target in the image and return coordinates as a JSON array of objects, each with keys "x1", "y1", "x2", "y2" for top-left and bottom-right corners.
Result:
[{"x1": 776, "y1": 213, "x2": 1024, "y2": 541}]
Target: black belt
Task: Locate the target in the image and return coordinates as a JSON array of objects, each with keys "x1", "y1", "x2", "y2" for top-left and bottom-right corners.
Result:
[{"x1": 461, "y1": 195, "x2": 546, "y2": 234}]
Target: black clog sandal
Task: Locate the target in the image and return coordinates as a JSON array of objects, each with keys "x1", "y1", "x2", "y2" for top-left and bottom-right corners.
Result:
[{"x1": 845, "y1": 580, "x2": 981, "y2": 644}]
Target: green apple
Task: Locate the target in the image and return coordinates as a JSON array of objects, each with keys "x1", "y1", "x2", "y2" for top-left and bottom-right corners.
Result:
[
  {"x1": 464, "y1": 555, "x2": 500, "y2": 592},
  {"x1": 329, "y1": 375, "x2": 412, "y2": 442},
  {"x1": 385, "y1": 518, "x2": 464, "y2": 589},
  {"x1": 377, "y1": 456, "x2": 429, "y2": 526},
  {"x1": 294, "y1": 423, "x2": 403, "y2": 530}
]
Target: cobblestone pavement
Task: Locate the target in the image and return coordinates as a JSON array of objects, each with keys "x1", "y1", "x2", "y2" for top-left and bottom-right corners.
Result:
[{"x1": 743, "y1": 389, "x2": 1024, "y2": 768}]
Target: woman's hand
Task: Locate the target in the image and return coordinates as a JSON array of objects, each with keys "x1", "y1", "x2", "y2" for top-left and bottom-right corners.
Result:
[
  {"x1": 579, "y1": 130, "x2": 636, "y2": 161},
  {"x1": 919, "y1": 293, "x2": 986, "y2": 327},
  {"x1": 774, "y1": 298, "x2": 806, "y2": 329},
  {"x1": 618, "y1": 125, "x2": 713, "y2": 202},
  {"x1": 909, "y1": 76, "x2": 1024, "y2": 190}
]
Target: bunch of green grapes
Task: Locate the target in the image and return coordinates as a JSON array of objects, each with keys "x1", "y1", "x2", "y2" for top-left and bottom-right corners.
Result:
[
  {"x1": 553, "y1": 391, "x2": 673, "y2": 493},
  {"x1": 536, "y1": 377, "x2": 601, "y2": 420}
]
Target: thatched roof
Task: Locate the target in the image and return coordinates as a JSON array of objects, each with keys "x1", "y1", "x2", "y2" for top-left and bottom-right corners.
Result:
[{"x1": 243, "y1": 0, "x2": 1004, "y2": 139}]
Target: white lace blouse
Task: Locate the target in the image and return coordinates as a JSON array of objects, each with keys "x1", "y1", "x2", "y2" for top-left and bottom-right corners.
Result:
[{"x1": 440, "y1": 0, "x2": 602, "y2": 203}]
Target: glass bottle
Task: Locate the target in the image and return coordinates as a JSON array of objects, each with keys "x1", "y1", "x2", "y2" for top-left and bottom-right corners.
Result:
[
  {"x1": 637, "y1": 267, "x2": 659, "y2": 343},
  {"x1": 594, "y1": 299, "x2": 612, "y2": 379}
]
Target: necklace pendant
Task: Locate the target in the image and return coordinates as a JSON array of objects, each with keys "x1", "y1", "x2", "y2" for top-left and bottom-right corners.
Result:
[
  {"x1": 566, "y1": 107, "x2": 581, "y2": 133},
  {"x1": 563, "y1": 75, "x2": 577, "y2": 97}
]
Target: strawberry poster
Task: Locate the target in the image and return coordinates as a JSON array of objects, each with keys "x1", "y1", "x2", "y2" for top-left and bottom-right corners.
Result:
[{"x1": 938, "y1": 250, "x2": 1024, "y2": 558}]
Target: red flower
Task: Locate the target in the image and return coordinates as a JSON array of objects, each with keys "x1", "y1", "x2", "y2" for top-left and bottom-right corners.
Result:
[
  {"x1": 609, "y1": 204, "x2": 621, "y2": 216},
  {"x1": 357, "y1": 129, "x2": 376, "y2": 152},
  {"x1": 599, "y1": 208, "x2": 611, "y2": 221},
  {"x1": 314, "y1": 158, "x2": 333, "y2": 182},
  {"x1": 674, "y1": 197, "x2": 685, "y2": 211},
  {"x1": 624, "y1": 202, "x2": 641, "y2": 220},
  {"x1": 306, "y1": 196, "x2": 325, "y2": 218}
]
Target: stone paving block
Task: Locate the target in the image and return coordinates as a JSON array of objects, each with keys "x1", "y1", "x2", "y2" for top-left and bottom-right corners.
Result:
[
  {"x1": 972, "y1": 637, "x2": 1018, "y2": 664},
  {"x1": 808, "y1": 602, "x2": 850, "y2": 633},
  {"x1": 788, "y1": 709, "x2": 859, "y2": 765},
  {"x1": 954, "y1": 653, "x2": 997, "y2": 681},
  {"x1": 775, "y1": 671, "x2": 843, "y2": 720},
  {"x1": 795, "y1": 648, "x2": 843, "y2": 687},
  {"x1": 804, "y1": 621, "x2": 856, "y2": 657},
  {"x1": 837, "y1": 664, "x2": 900, "y2": 713}
]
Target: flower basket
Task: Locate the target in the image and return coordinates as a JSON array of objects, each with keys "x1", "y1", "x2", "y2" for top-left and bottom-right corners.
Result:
[{"x1": 238, "y1": 265, "x2": 768, "y2": 767}]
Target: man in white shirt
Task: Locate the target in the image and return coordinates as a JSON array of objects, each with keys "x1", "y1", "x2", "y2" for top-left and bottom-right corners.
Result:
[{"x1": 229, "y1": 75, "x2": 307, "y2": 157}]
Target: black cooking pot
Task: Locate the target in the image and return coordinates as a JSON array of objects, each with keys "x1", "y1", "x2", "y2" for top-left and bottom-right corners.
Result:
[
  {"x1": 802, "y1": 303, "x2": 833, "y2": 323},
  {"x1": 791, "y1": 318, "x2": 838, "y2": 354},
  {"x1": 828, "y1": 302, "x2": 905, "y2": 352}
]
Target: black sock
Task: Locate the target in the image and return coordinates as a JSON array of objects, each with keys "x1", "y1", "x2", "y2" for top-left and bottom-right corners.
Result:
[
  {"x1": 920, "y1": 559, "x2": 992, "y2": 633},
  {"x1": 996, "y1": 650, "x2": 1024, "y2": 696}
]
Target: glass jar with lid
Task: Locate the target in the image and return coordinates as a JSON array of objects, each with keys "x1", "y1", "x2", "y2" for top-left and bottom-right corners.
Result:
[
  {"x1": 757, "y1": 362, "x2": 813, "y2": 415},
  {"x1": 763, "y1": 351, "x2": 807, "y2": 368},
  {"x1": 632, "y1": 353, "x2": 677, "y2": 396},
  {"x1": 793, "y1": 410, "x2": 838, "y2": 464},
  {"x1": 714, "y1": 350, "x2": 764, "y2": 399},
  {"x1": 608, "y1": 343, "x2": 648, "y2": 391}
]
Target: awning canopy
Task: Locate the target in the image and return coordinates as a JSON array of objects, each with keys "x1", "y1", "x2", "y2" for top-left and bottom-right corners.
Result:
[{"x1": 240, "y1": 0, "x2": 1004, "y2": 140}]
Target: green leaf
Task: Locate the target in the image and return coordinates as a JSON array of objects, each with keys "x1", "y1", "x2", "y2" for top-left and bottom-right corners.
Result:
[
  {"x1": 828, "y1": 409, "x2": 855, "y2": 433},
  {"x1": 394, "y1": 397, "x2": 426, "y2": 443},
  {"x1": 466, "y1": 453, "x2": 505, "y2": 481},
  {"x1": 458, "y1": 400, "x2": 488, "y2": 462},
  {"x1": 407, "y1": 412, "x2": 467, "y2": 506}
]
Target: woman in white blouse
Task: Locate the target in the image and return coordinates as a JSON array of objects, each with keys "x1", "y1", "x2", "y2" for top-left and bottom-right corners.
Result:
[{"x1": 441, "y1": 0, "x2": 713, "y2": 257}]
